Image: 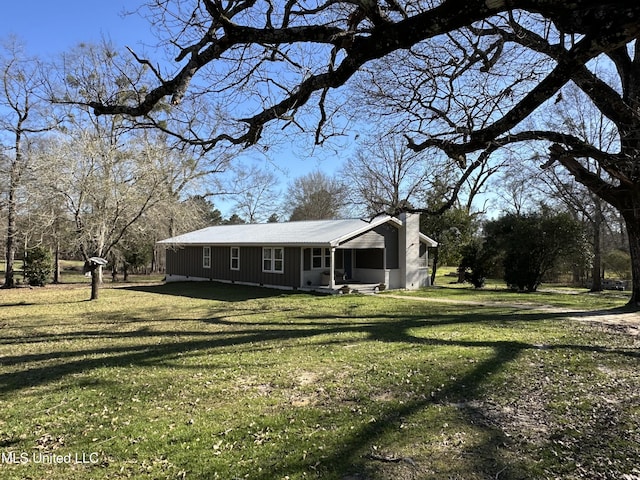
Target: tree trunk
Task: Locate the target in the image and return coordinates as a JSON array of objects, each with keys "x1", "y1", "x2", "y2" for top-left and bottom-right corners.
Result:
[
  {"x1": 151, "y1": 247, "x2": 157, "y2": 273},
  {"x1": 614, "y1": 185, "x2": 640, "y2": 309},
  {"x1": 53, "y1": 241, "x2": 61, "y2": 284},
  {"x1": 623, "y1": 211, "x2": 640, "y2": 308},
  {"x1": 590, "y1": 210, "x2": 603, "y2": 292},
  {"x1": 3, "y1": 185, "x2": 17, "y2": 288},
  {"x1": 430, "y1": 246, "x2": 439, "y2": 286}
]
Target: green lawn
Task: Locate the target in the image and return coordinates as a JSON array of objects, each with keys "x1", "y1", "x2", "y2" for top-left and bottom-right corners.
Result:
[
  {"x1": 0, "y1": 282, "x2": 638, "y2": 479},
  {"x1": 390, "y1": 282, "x2": 633, "y2": 310}
]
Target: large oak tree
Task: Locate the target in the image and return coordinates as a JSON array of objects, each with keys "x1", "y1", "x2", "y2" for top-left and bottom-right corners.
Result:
[{"x1": 87, "y1": 1, "x2": 640, "y2": 307}]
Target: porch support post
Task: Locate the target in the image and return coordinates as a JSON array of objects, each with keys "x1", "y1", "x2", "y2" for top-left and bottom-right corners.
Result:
[
  {"x1": 300, "y1": 248, "x2": 305, "y2": 289},
  {"x1": 329, "y1": 247, "x2": 336, "y2": 290}
]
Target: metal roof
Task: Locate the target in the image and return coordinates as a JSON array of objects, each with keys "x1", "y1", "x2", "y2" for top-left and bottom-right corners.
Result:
[{"x1": 158, "y1": 215, "x2": 416, "y2": 247}]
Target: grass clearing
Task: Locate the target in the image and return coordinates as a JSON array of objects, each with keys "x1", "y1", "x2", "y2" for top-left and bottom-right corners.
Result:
[
  {"x1": 0, "y1": 282, "x2": 638, "y2": 479},
  {"x1": 389, "y1": 283, "x2": 633, "y2": 310}
]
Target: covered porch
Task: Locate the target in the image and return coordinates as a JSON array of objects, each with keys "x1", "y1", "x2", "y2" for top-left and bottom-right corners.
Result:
[
  {"x1": 298, "y1": 213, "x2": 435, "y2": 293},
  {"x1": 300, "y1": 244, "x2": 430, "y2": 292}
]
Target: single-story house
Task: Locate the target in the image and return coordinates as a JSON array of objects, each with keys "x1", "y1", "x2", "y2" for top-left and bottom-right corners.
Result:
[{"x1": 158, "y1": 212, "x2": 437, "y2": 292}]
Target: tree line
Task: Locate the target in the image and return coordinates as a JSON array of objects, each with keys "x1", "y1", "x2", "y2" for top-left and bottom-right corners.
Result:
[
  {"x1": 1, "y1": 1, "x2": 639, "y2": 307},
  {"x1": 0, "y1": 37, "x2": 632, "y2": 299},
  {"x1": 0, "y1": 41, "x2": 230, "y2": 298}
]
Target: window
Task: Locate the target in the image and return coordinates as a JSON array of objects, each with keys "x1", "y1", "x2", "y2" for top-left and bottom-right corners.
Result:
[
  {"x1": 312, "y1": 248, "x2": 322, "y2": 269},
  {"x1": 203, "y1": 247, "x2": 211, "y2": 269},
  {"x1": 419, "y1": 244, "x2": 428, "y2": 268},
  {"x1": 263, "y1": 247, "x2": 284, "y2": 273},
  {"x1": 230, "y1": 247, "x2": 240, "y2": 270},
  {"x1": 312, "y1": 248, "x2": 331, "y2": 269}
]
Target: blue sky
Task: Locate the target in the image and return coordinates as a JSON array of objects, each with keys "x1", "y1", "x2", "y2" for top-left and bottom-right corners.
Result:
[
  {"x1": 2, "y1": 2, "x2": 348, "y2": 219},
  {"x1": 2, "y1": 2, "x2": 149, "y2": 55}
]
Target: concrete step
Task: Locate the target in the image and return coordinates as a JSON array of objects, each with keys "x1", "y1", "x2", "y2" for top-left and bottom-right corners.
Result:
[{"x1": 337, "y1": 283, "x2": 381, "y2": 295}]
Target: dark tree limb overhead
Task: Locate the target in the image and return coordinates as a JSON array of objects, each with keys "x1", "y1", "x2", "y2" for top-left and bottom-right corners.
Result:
[
  {"x1": 89, "y1": 1, "x2": 640, "y2": 148},
  {"x1": 89, "y1": 0, "x2": 640, "y2": 307}
]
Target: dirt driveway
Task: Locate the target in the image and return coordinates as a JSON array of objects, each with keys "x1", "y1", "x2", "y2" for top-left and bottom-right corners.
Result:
[
  {"x1": 561, "y1": 309, "x2": 640, "y2": 335},
  {"x1": 384, "y1": 294, "x2": 640, "y2": 336}
]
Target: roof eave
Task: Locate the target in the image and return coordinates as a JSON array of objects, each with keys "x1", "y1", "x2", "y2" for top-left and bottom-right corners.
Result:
[
  {"x1": 419, "y1": 233, "x2": 438, "y2": 247},
  {"x1": 157, "y1": 241, "x2": 334, "y2": 248}
]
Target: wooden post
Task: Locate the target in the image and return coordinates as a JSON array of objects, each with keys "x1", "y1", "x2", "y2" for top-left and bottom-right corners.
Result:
[
  {"x1": 329, "y1": 248, "x2": 336, "y2": 290},
  {"x1": 86, "y1": 257, "x2": 108, "y2": 301}
]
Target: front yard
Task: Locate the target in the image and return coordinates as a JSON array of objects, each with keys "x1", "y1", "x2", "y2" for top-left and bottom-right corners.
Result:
[{"x1": 0, "y1": 282, "x2": 638, "y2": 479}]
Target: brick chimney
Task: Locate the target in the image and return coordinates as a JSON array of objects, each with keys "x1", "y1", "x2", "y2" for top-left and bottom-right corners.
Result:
[{"x1": 398, "y1": 212, "x2": 421, "y2": 289}]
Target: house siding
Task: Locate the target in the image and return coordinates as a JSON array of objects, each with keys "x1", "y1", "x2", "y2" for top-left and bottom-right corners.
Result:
[
  {"x1": 338, "y1": 224, "x2": 399, "y2": 269},
  {"x1": 166, "y1": 246, "x2": 302, "y2": 288},
  {"x1": 381, "y1": 225, "x2": 399, "y2": 269},
  {"x1": 303, "y1": 248, "x2": 311, "y2": 271},
  {"x1": 338, "y1": 229, "x2": 385, "y2": 249}
]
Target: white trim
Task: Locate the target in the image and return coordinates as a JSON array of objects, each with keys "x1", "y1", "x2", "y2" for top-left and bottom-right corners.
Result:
[
  {"x1": 311, "y1": 247, "x2": 331, "y2": 270},
  {"x1": 203, "y1": 246, "x2": 211, "y2": 269},
  {"x1": 262, "y1": 247, "x2": 284, "y2": 273},
  {"x1": 329, "y1": 248, "x2": 336, "y2": 289},
  {"x1": 230, "y1": 247, "x2": 240, "y2": 270},
  {"x1": 165, "y1": 274, "x2": 209, "y2": 282},
  {"x1": 300, "y1": 248, "x2": 305, "y2": 288},
  {"x1": 419, "y1": 232, "x2": 438, "y2": 247},
  {"x1": 311, "y1": 247, "x2": 323, "y2": 269}
]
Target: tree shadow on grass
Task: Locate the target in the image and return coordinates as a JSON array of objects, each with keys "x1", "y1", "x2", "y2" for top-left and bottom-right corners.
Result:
[
  {"x1": 123, "y1": 281, "x2": 313, "y2": 302},
  {"x1": 2, "y1": 305, "x2": 636, "y2": 392},
  {"x1": 1, "y1": 289, "x2": 638, "y2": 479}
]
